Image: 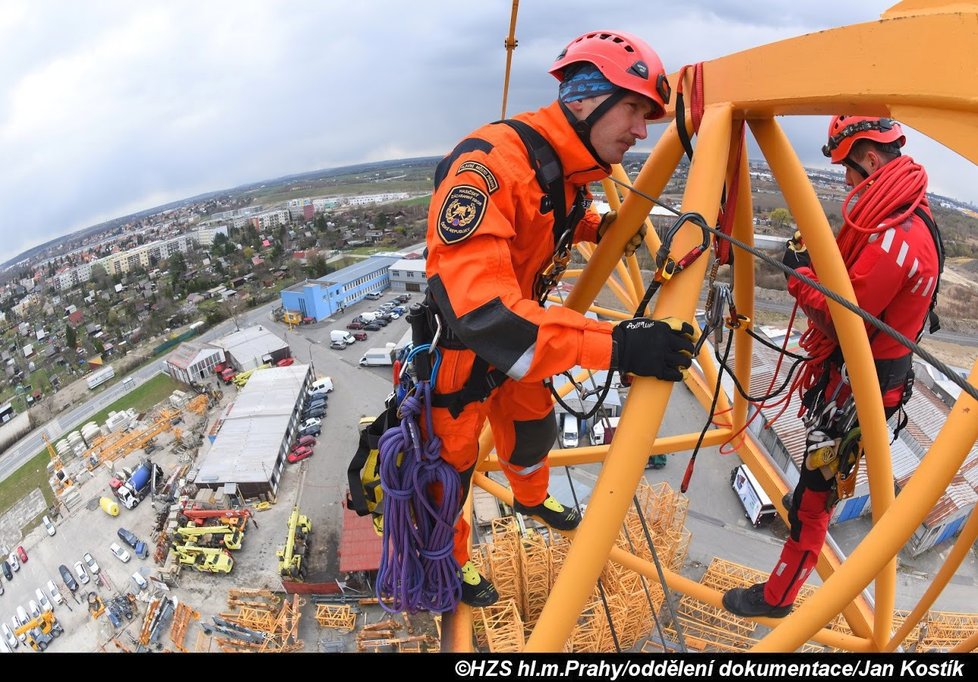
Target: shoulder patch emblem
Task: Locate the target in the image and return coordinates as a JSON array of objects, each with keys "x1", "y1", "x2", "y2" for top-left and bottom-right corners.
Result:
[
  {"x1": 456, "y1": 161, "x2": 499, "y2": 193},
  {"x1": 437, "y1": 185, "x2": 488, "y2": 245}
]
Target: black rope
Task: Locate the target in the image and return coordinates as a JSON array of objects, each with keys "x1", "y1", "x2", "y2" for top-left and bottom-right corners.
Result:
[
  {"x1": 620, "y1": 521, "x2": 673, "y2": 651},
  {"x1": 606, "y1": 175, "x2": 978, "y2": 405},
  {"x1": 681, "y1": 329, "x2": 733, "y2": 493},
  {"x1": 631, "y1": 493, "x2": 688, "y2": 652}
]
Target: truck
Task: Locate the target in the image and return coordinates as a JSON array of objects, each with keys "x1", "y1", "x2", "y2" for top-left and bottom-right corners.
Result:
[
  {"x1": 171, "y1": 544, "x2": 234, "y2": 573},
  {"x1": 359, "y1": 344, "x2": 396, "y2": 367},
  {"x1": 14, "y1": 612, "x2": 63, "y2": 651},
  {"x1": 86, "y1": 366, "x2": 115, "y2": 390},
  {"x1": 220, "y1": 366, "x2": 237, "y2": 384},
  {"x1": 174, "y1": 524, "x2": 243, "y2": 550},
  {"x1": 730, "y1": 464, "x2": 777, "y2": 527},
  {"x1": 116, "y1": 461, "x2": 161, "y2": 510},
  {"x1": 330, "y1": 330, "x2": 355, "y2": 346}
]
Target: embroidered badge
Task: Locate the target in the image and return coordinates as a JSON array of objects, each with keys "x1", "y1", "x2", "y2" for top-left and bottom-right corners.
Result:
[
  {"x1": 456, "y1": 161, "x2": 499, "y2": 193},
  {"x1": 437, "y1": 185, "x2": 488, "y2": 245}
]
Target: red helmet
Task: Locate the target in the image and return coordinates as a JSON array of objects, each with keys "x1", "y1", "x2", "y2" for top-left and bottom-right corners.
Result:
[
  {"x1": 549, "y1": 31, "x2": 670, "y2": 120},
  {"x1": 822, "y1": 115, "x2": 905, "y2": 164}
]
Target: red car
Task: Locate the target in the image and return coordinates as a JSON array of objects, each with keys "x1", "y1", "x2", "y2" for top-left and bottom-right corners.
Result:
[
  {"x1": 16, "y1": 546, "x2": 27, "y2": 563},
  {"x1": 287, "y1": 446, "x2": 314, "y2": 464},
  {"x1": 297, "y1": 435, "x2": 317, "y2": 447},
  {"x1": 276, "y1": 357, "x2": 295, "y2": 367},
  {"x1": 346, "y1": 321, "x2": 364, "y2": 330},
  {"x1": 352, "y1": 331, "x2": 368, "y2": 341}
]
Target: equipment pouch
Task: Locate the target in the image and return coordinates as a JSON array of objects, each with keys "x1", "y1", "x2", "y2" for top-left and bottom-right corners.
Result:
[{"x1": 346, "y1": 399, "x2": 398, "y2": 536}]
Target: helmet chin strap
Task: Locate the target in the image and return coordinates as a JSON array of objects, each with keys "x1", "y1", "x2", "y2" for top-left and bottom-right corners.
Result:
[
  {"x1": 843, "y1": 157, "x2": 870, "y2": 180},
  {"x1": 559, "y1": 88, "x2": 627, "y2": 166}
]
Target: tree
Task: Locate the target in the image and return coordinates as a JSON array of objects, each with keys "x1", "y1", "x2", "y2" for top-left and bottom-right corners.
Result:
[
  {"x1": 769, "y1": 208, "x2": 793, "y2": 230},
  {"x1": 65, "y1": 324, "x2": 77, "y2": 349}
]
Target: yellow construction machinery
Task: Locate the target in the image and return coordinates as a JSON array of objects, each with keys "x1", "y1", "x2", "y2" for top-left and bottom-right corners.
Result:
[
  {"x1": 174, "y1": 524, "x2": 243, "y2": 550},
  {"x1": 282, "y1": 310, "x2": 302, "y2": 329},
  {"x1": 276, "y1": 507, "x2": 311, "y2": 580},
  {"x1": 43, "y1": 433, "x2": 72, "y2": 492},
  {"x1": 232, "y1": 363, "x2": 270, "y2": 388},
  {"x1": 14, "y1": 612, "x2": 64, "y2": 651},
  {"x1": 87, "y1": 591, "x2": 105, "y2": 619},
  {"x1": 171, "y1": 543, "x2": 234, "y2": 573}
]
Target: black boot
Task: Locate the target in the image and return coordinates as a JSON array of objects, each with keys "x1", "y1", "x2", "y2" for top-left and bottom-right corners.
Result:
[
  {"x1": 459, "y1": 561, "x2": 499, "y2": 608},
  {"x1": 513, "y1": 494, "x2": 581, "y2": 531},
  {"x1": 722, "y1": 582, "x2": 793, "y2": 618}
]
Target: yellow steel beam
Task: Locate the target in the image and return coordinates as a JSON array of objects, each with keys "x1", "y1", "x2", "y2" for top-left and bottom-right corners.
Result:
[{"x1": 526, "y1": 104, "x2": 731, "y2": 652}]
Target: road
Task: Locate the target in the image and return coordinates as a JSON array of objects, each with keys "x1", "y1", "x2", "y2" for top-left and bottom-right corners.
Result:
[{"x1": 0, "y1": 300, "x2": 281, "y2": 484}]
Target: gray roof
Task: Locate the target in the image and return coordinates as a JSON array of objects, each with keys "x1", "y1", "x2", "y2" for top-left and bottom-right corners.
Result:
[
  {"x1": 313, "y1": 256, "x2": 399, "y2": 287},
  {"x1": 210, "y1": 325, "x2": 287, "y2": 366},
  {"x1": 194, "y1": 365, "x2": 310, "y2": 485}
]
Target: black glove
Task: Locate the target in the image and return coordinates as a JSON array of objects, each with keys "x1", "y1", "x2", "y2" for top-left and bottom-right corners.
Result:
[
  {"x1": 611, "y1": 317, "x2": 695, "y2": 381},
  {"x1": 781, "y1": 233, "x2": 811, "y2": 276}
]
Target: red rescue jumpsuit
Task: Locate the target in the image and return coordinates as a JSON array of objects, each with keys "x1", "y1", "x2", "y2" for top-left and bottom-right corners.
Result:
[
  {"x1": 425, "y1": 101, "x2": 616, "y2": 565},
  {"x1": 765, "y1": 203, "x2": 940, "y2": 607}
]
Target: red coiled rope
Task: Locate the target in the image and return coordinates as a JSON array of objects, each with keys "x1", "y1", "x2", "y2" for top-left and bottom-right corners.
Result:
[{"x1": 791, "y1": 156, "x2": 928, "y2": 406}]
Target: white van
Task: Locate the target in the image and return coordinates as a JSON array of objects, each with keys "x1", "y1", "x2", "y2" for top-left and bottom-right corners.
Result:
[
  {"x1": 561, "y1": 415, "x2": 579, "y2": 449},
  {"x1": 310, "y1": 376, "x2": 334, "y2": 393},
  {"x1": 330, "y1": 330, "x2": 355, "y2": 346},
  {"x1": 730, "y1": 465, "x2": 777, "y2": 527}
]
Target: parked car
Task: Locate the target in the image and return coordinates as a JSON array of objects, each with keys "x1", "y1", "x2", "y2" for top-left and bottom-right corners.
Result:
[
  {"x1": 34, "y1": 589, "x2": 52, "y2": 613},
  {"x1": 73, "y1": 561, "x2": 90, "y2": 585},
  {"x1": 298, "y1": 424, "x2": 321, "y2": 438},
  {"x1": 131, "y1": 572, "x2": 148, "y2": 591},
  {"x1": 302, "y1": 406, "x2": 325, "y2": 420},
  {"x1": 46, "y1": 580, "x2": 64, "y2": 605},
  {"x1": 9, "y1": 554, "x2": 19, "y2": 572},
  {"x1": 287, "y1": 446, "x2": 314, "y2": 464},
  {"x1": 307, "y1": 389, "x2": 329, "y2": 401},
  {"x1": 301, "y1": 417, "x2": 322, "y2": 429},
  {"x1": 352, "y1": 331, "x2": 368, "y2": 341},
  {"x1": 0, "y1": 623, "x2": 20, "y2": 651},
  {"x1": 297, "y1": 435, "x2": 317, "y2": 447},
  {"x1": 109, "y1": 542, "x2": 131, "y2": 563},
  {"x1": 365, "y1": 291, "x2": 382, "y2": 300},
  {"x1": 346, "y1": 321, "x2": 365, "y2": 330},
  {"x1": 1, "y1": 623, "x2": 17, "y2": 650},
  {"x1": 28, "y1": 600, "x2": 41, "y2": 619},
  {"x1": 58, "y1": 564, "x2": 78, "y2": 592},
  {"x1": 363, "y1": 323, "x2": 382, "y2": 331},
  {"x1": 117, "y1": 527, "x2": 140, "y2": 549},
  {"x1": 83, "y1": 552, "x2": 100, "y2": 575},
  {"x1": 41, "y1": 515, "x2": 56, "y2": 536},
  {"x1": 329, "y1": 341, "x2": 347, "y2": 350},
  {"x1": 276, "y1": 357, "x2": 295, "y2": 367},
  {"x1": 16, "y1": 546, "x2": 27, "y2": 564},
  {"x1": 305, "y1": 397, "x2": 326, "y2": 411}
]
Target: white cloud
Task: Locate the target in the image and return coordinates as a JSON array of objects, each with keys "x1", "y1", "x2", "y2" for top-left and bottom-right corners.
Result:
[{"x1": 0, "y1": 0, "x2": 974, "y2": 267}]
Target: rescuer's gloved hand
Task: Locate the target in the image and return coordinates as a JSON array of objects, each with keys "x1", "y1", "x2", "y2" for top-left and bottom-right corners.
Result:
[
  {"x1": 612, "y1": 317, "x2": 694, "y2": 381},
  {"x1": 597, "y1": 211, "x2": 647, "y2": 258},
  {"x1": 781, "y1": 231, "x2": 811, "y2": 277}
]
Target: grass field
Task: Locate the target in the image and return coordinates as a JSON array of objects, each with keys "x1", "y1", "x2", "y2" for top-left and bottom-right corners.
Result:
[{"x1": 0, "y1": 372, "x2": 181, "y2": 519}]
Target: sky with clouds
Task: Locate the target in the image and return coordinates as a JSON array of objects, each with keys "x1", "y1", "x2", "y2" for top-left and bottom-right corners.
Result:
[{"x1": 1, "y1": 1, "x2": 973, "y2": 268}]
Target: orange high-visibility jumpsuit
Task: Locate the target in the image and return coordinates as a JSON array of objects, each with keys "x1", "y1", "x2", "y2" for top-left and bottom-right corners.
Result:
[{"x1": 425, "y1": 101, "x2": 616, "y2": 565}]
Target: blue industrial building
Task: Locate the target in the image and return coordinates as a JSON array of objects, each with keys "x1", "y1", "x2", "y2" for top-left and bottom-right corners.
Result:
[{"x1": 280, "y1": 256, "x2": 399, "y2": 321}]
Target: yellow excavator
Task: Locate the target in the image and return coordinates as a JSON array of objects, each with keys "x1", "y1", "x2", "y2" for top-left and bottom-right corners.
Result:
[
  {"x1": 173, "y1": 524, "x2": 243, "y2": 550},
  {"x1": 15, "y1": 612, "x2": 64, "y2": 651},
  {"x1": 276, "y1": 507, "x2": 312, "y2": 580},
  {"x1": 171, "y1": 543, "x2": 234, "y2": 573}
]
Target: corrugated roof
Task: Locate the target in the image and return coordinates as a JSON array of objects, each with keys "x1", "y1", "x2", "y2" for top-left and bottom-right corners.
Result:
[
  {"x1": 210, "y1": 325, "x2": 288, "y2": 369},
  {"x1": 194, "y1": 365, "x2": 310, "y2": 486},
  {"x1": 339, "y1": 503, "x2": 383, "y2": 573},
  {"x1": 314, "y1": 256, "x2": 399, "y2": 287}
]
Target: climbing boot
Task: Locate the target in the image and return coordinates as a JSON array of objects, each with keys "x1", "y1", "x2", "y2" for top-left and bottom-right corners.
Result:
[
  {"x1": 513, "y1": 494, "x2": 581, "y2": 531},
  {"x1": 459, "y1": 560, "x2": 498, "y2": 608},
  {"x1": 722, "y1": 582, "x2": 793, "y2": 618}
]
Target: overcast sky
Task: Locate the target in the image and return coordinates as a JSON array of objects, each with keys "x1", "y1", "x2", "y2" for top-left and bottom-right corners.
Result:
[{"x1": 1, "y1": 1, "x2": 973, "y2": 268}]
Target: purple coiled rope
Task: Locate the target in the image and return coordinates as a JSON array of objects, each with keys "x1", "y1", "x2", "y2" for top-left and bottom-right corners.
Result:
[{"x1": 376, "y1": 381, "x2": 461, "y2": 613}]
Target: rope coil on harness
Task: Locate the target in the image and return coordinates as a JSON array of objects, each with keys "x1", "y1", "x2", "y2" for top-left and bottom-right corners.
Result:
[{"x1": 376, "y1": 367, "x2": 461, "y2": 614}]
